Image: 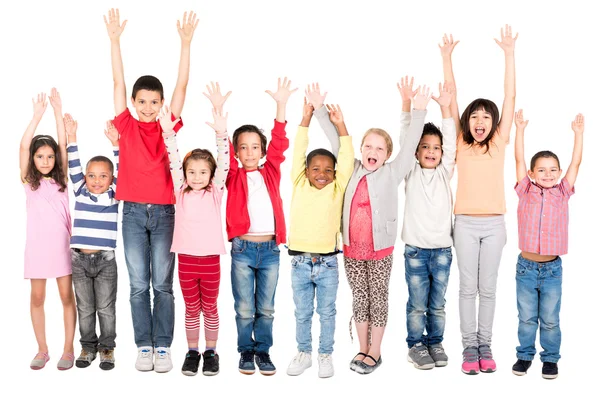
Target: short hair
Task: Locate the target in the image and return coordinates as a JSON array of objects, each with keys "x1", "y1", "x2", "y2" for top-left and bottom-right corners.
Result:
[
  {"x1": 460, "y1": 98, "x2": 500, "y2": 154},
  {"x1": 530, "y1": 150, "x2": 561, "y2": 171},
  {"x1": 182, "y1": 148, "x2": 217, "y2": 193},
  {"x1": 361, "y1": 128, "x2": 393, "y2": 157},
  {"x1": 132, "y1": 75, "x2": 164, "y2": 100},
  {"x1": 418, "y1": 122, "x2": 443, "y2": 152},
  {"x1": 232, "y1": 125, "x2": 267, "y2": 155},
  {"x1": 26, "y1": 135, "x2": 67, "y2": 192},
  {"x1": 86, "y1": 156, "x2": 114, "y2": 175},
  {"x1": 306, "y1": 148, "x2": 337, "y2": 168}
]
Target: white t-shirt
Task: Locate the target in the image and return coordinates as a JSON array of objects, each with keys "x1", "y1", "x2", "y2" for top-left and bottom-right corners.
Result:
[{"x1": 246, "y1": 170, "x2": 275, "y2": 235}]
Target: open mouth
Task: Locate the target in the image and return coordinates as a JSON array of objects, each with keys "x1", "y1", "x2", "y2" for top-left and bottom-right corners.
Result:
[
  {"x1": 425, "y1": 156, "x2": 437, "y2": 162},
  {"x1": 367, "y1": 157, "x2": 378, "y2": 166},
  {"x1": 475, "y1": 127, "x2": 485, "y2": 137}
]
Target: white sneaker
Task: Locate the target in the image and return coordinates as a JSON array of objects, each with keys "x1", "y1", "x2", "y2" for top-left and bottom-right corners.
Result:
[
  {"x1": 154, "y1": 347, "x2": 173, "y2": 373},
  {"x1": 318, "y1": 353, "x2": 334, "y2": 378},
  {"x1": 286, "y1": 351, "x2": 312, "y2": 376},
  {"x1": 135, "y1": 346, "x2": 154, "y2": 371}
]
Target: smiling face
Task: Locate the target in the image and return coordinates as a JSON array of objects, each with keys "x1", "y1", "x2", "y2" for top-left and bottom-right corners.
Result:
[
  {"x1": 306, "y1": 154, "x2": 335, "y2": 190},
  {"x1": 236, "y1": 131, "x2": 264, "y2": 170},
  {"x1": 529, "y1": 157, "x2": 562, "y2": 188},
  {"x1": 416, "y1": 134, "x2": 442, "y2": 169},
  {"x1": 468, "y1": 108, "x2": 493, "y2": 142},
  {"x1": 185, "y1": 158, "x2": 212, "y2": 191},
  {"x1": 131, "y1": 89, "x2": 164, "y2": 122},
  {"x1": 85, "y1": 161, "x2": 113, "y2": 194},
  {"x1": 33, "y1": 145, "x2": 56, "y2": 176},
  {"x1": 361, "y1": 132, "x2": 390, "y2": 171}
]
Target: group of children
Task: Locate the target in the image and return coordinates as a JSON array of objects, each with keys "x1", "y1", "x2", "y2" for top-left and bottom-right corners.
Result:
[{"x1": 21, "y1": 11, "x2": 583, "y2": 381}]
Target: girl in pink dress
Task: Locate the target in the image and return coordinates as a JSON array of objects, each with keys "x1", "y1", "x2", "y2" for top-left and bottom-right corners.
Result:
[{"x1": 20, "y1": 90, "x2": 76, "y2": 371}]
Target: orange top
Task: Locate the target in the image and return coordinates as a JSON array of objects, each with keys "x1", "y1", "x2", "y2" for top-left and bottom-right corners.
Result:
[{"x1": 454, "y1": 134, "x2": 508, "y2": 215}]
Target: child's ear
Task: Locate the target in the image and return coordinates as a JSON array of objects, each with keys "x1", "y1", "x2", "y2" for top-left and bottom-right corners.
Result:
[
  {"x1": 305, "y1": 167, "x2": 309, "y2": 178},
  {"x1": 160, "y1": 99, "x2": 165, "y2": 107},
  {"x1": 527, "y1": 170, "x2": 534, "y2": 179},
  {"x1": 130, "y1": 97, "x2": 136, "y2": 106}
]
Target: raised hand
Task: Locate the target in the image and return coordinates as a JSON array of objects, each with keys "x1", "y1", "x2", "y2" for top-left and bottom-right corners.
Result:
[
  {"x1": 177, "y1": 10, "x2": 199, "y2": 43},
  {"x1": 305, "y1": 82, "x2": 327, "y2": 110},
  {"x1": 266, "y1": 77, "x2": 298, "y2": 103},
  {"x1": 104, "y1": 8, "x2": 127, "y2": 40},
  {"x1": 571, "y1": 113, "x2": 584, "y2": 135},
  {"x1": 303, "y1": 97, "x2": 314, "y2": 119},
  {"x1": 397, "y1": 76, "x2": 418, "y2": 103},
  {"x1": 64, "y1": 113, "x2": 78, "y2": 142},
  {"x1": 432, "y1": 82, "x2": 453, "y2": 108},
  {"x1": 32, "y1": 93, "x2": 47, "y2": 120},
  {"x1": 158, "y1": 105, "x2": 181, "y2": 136},
  {"x1": 104, "y1": 120, "x2": 119, "y2": 146},
  {"x1": 494, "y1": 24, "x2": 518, "y2": 53},
  {"x1": 412, "y1": 85, "x2": 432, "y2": 110},
  {"x1": 49, "y1": 87, "x2": 62, "y2": 111},
  {"x1": 206, "y1": 108, "x2": 228, "y2": 134},
  {"x1": 326, "y1": 104, "x2": 344, "y2": 126},
  {"x1": 439, "y1": 33, "x2": 459, "y2": 58},
  {"x1": 514, "y1": 109, "x2": 529, "y2": 130},
  {"x1": 203, "y1": 82, "x2": 232, "y2": 113}
]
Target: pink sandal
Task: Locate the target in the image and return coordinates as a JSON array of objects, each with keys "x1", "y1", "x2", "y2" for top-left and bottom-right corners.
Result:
[
  {"x1": 57, "y1": 352, "x2": 75, "y2": 371},
  {"x1": 30, "y1": 352, "x2": 50, "y2": 370}
]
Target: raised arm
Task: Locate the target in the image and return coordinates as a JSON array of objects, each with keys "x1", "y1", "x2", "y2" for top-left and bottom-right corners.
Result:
[
  {"x1": 266, "y1": 77, "x2": 297, "y2": 123},
  {"x1": 159, "y1": 106, "x2": 184, "y2": 192},
  {"x1": 170, "y1": 11, "x2": 199, "y2": 119},
  {"x1": 439, "y1": 33, "x2": 460, "y2": 136},
  {"x1": 205, "y1": 108, "x2": 230, "y2": 191},
  {"x1": 433, "y1": 82, "x2": 457, "y2": 176},
  {"x1": 306, "y1": 83, "x2": 339, "y2": 157},
  {"x1": 495, "y1": 25, "x2": 518, "y2": 143},
  {"x1": 397, "y1": 76, "x2": 416, "y2": 147},
  {"x1": 104, "y1": 120, "x2": 120, "y2": 187},
  {"x1": 49, "y1": 88, "x2": 67, "y2": 175},
  {"x1": 291, "y1": 98, "x2": 313, "y2": 182},
  {"x1": 565, "y1": 114, "x2": 584, "y2": 187},
  {"x1": 64, "y1": 114, "x2": 86, "y2": 195},
  {"x1": 20, "y1": 93, "x2": 47, "y2": 181},
  {"x1": 104, "y1": 8, "x2": 128, "y2": 116},
  {"x1": 514, "y1": 109, "x2": 528, "y2": 182},
  {"x1": 327, "y1": 104, "x2": 354, "y2": 188},
  {"x1": 203, "y1": 81, "x2": 232, "y2": 114}
]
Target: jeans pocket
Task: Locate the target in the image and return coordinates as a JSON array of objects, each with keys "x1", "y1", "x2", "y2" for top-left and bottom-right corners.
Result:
[
  {"x1": 231, "y1": 238, "x2": 244, "y2": 254},
  {"x1": 550, "y1": 265, "x2": 562, "y2": 278},
  {"x1": 404, "y1": 244, "x2": 419, "y2": 258},
  {"x1": 163, "y1": 205, "x2": 176, "y2": 216},
  {"x1": 271, "y1": 244, "x2": 281, "y2": 254},
  {"x1": 323, "y1": 256, "x2": 338, "y2": 269},
  {"x1": 122, "y1": 202, "x2": 133, "y2": 216},
  {"x1": 516, "y1": 265, "x2": 527, "y2": 276}
]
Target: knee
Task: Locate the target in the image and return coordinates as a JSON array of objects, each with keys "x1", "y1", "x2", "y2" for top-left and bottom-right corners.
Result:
[
  {"x1": 129, "y1": 278, "x2": 150, "y2": 297},
  {"x1": 235, "y1": 300, "x2": 255, "y2": 319},
  {"x1": 59, "y1": 288, "x2": 75, "y2": 306},
  {"x1": 30, "y1": 292, "x2": 45, "y2": 308},
  {"x1": 257, "y1": 304, "x2": 274, "y2": 319}
]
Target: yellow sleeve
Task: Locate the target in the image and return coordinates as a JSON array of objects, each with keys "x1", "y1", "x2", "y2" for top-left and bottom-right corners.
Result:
[
  {"x1": 290, "y1": 126, "x2": 309, "y2": 184},
  {"x1": 336, "y1": 135, "x2": 355, "y2": 191}
]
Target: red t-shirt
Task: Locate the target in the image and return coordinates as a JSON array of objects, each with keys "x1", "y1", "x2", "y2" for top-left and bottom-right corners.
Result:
[{"x1": 113, "y1": 108, "x2": 183, "y2": 204}]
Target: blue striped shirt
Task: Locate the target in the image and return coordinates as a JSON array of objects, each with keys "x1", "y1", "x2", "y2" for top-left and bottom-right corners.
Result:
[{"x1": 67, "y1": 143, "x2": 119, "y2": 250}]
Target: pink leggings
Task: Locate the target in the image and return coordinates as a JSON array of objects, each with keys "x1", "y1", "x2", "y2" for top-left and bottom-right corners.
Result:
[{"x1": 178, "y1": 254, "x2": 220, "y2": 344}]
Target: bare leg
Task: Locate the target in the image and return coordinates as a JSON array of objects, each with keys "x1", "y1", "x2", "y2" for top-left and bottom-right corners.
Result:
[
  {"x1": 30, "y1": 279, "x2": 48, "y2": 357},
  {"x1": 57, "y1": 275, "x2": 76, "y2": 354},
  {"x1": 364, "y1": 326, "x2": 385, "y2": 365},
  {"x1": 354, "y1": 321, "x2": 369, "y2": 362}
]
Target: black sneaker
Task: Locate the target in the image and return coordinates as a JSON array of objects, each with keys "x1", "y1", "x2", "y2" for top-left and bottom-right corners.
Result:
[
  {"x1": 99, "y1": 349, "x2": 115, "y2": 371},
  {"x1": 512, "y1": 359, "x2": 532, "y2": 376},
  {"x1": 542, "y1": 362, "x2": 558, "y2": 379},
  {"x1": 255, "y1": 352, "x2": 276, "y2": 375},
  {"x1": 202, "y1": 350, "x2": 220, "y2": 376},
  {"x1": 239, "y1": 351, "x2": 255, "y2": 375},
  {"x1": 181, "y1": 350, "x2": 201, "y2": 376}
]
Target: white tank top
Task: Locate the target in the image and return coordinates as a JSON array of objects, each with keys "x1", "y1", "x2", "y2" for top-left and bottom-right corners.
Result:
[{"x1": 246, "y1": 170, "x2": 275, "y2": 235}]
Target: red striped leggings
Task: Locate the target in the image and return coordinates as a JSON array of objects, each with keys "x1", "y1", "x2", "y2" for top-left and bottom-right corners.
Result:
[{"x1": 178, "y1": 254, "x2": 221, "y2": 344}]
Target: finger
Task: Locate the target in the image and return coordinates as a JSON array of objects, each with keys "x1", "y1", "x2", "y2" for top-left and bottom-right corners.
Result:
[
  {"x1": 224, "y1": 91, "x2": 232, "y2": 101},
  {"x1": 326, "y1": 104, "x2": 332, "y2": 111},
  {"x1": 265, "y1": 90, "x2": 273, "y2": 96},
  {"x1": 410, "y1": 76, "x2": 414, "y2": 87},
  {"x1": 514, "y1": 32, "x2": 519, "y2": 40}
]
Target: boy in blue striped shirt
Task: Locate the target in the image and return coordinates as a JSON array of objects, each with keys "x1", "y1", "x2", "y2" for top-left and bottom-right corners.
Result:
[{"x1": 65, "y1": 114, "x2": 119, "y2": 370}]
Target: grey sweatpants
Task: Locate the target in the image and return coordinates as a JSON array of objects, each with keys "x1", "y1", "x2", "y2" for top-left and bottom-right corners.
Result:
[{"x1": 453, "y1": 215, "x2": 506, "y2": 349}]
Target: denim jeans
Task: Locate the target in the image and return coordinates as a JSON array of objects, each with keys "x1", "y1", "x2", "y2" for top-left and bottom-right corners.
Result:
[
  {"x1": 71, "y1": 249, "x2": 118, "y2": 351},
  {"x1": 230, "y1": 237, "x2": 280, "y2": 353},
  {"x1": 404, "y1": 245, "x2": 452, "y2": 348},
  {"x1": 122, "y1": 201, "x2": 175, "y2": 348},
  {"x1": 291, "y1": 254, "x2": 339, "y2": 354},
  {"x1": 516, "y1": 254, "x2": 562, "y2": 363}
]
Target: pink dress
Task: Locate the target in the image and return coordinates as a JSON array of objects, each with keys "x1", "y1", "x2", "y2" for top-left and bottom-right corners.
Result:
[{"x1": 24, "y1": 179, "x2": 72, "y2": 279}]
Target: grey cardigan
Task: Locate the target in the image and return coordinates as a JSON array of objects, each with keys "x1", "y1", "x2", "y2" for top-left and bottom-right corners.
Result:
[{"x1": 317, "y1": 109, "x2": 427, "y2": 251}]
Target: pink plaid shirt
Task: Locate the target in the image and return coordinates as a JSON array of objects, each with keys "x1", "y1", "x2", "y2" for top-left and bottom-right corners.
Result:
[{"x1": 515, "y1": 176, "x2": 574, "y2": 256}]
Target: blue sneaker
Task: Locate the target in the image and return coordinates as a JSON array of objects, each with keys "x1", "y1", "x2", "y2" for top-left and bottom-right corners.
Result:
[
  {"x1": 238, "y1": 351, "x2": 255, "y2": 375},
  {"x1": 255, "y1": 352, "x2": 276, "y2": 375}
]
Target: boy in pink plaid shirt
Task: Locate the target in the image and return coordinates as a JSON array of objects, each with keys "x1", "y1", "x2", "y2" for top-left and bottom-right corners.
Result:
[{"x1": 511, "y1": 110, "x2": 584, "y2": 380}]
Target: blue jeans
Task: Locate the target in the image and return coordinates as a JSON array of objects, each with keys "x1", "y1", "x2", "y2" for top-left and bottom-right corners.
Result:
[
  {"x1": 122, "y1": 202, "x2": 175, "y2": 348},
  {"x1": 404, "y1": 245, "x2": 452, "y2": 348},
  {"x1": 516, "y1": 254, "x2": 562, "y2": 363},
  {"x1": 231, "y1": 237, "x2": 280, "y2": 353},
  {"x1": 291, "y1": 254, "x2": 339, "y2": 355}
]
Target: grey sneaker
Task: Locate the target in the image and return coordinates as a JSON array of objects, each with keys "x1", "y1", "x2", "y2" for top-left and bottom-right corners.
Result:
[
  {"x1": 76, "y1": 349, "x2": 97, "y2": 368},
  {"x1": 428, "y1": 343, "x2": 448, "y2": 367},
  {"x1": 407, "y1": 343, "x2": 435, "y2": 370},
  {"x1": 99, "y1": 349, "x2": 115, "y2": 370}
]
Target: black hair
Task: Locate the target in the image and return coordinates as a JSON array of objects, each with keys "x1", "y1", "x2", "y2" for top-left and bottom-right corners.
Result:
[
  {"x1": 26, "y1": 135, "x2": 67, "y2": 192},
  {"x1": 530, "y1": 150, "x2": 561, "y2": 171},
  {"x1": 232, "y1": 125, "x2": 267, "y2": 155},
  {"x1": 460, "y1": 98, "x2": 500, "y2": 154},
  {"x1": 132, "y1": 75, "x2": 164, "y2": 100},
  {"x1": 86, "y1": 156, "x2": 114, "y2": 175},
  {"x1": 306, "y1": 148, "x2": 337, "y2": 168},
  {"x1": 417, "y1": 122, "x2": 443, "y2": 152}
]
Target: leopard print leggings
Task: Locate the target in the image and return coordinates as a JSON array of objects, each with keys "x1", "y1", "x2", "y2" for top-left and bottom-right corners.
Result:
[{"x1": 344, "y1": 255, "x2": 393, "y2": 341}]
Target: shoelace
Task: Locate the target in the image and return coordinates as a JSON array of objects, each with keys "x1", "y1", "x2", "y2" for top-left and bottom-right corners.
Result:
[
  {"x1": 294, "y1": 352, "x2": 308, "y2": 363},
  {"x1": 140, "y1": 349, "x2": 153, "y2": 359},
  {"x1": 431, "y1": 347, "x2": 444, "y2": 355},
  {"x1": 156, "y1": 350, "x2": 168, "y2": 359},
  {"x1": 257, "y1": 353, "x2": 272, "y2": 364},
  {"x1": 242, "y1": 352, "x2": 254, "y2": 363},
  {"x1": 318, "y1": 354, "x2": 332, "y2": 364}
]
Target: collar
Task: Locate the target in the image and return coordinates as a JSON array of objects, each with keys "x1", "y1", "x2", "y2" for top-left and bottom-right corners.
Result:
[{"x1": 530, "y1": 180, "x2": 562, "y2": 197}]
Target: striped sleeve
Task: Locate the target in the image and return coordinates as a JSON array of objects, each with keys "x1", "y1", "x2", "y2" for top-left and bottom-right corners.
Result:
[
  {"x1": 163, "y1": 133, "x2": 184, "y2": 192},
  {"x1": 67, "y1": 143, "x2": 85, "y2": 196},
  {"x1": 213, "y1": 132, "x2": 230, "y2": 191},
  {"x1": 112, "y1": 146, "x2": 119, "y2": 187}
]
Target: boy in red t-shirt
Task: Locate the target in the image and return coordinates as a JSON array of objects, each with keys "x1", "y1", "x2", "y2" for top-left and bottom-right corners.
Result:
[{"x1": 104, "y1": 8, "x2": 198, "y2": 373}]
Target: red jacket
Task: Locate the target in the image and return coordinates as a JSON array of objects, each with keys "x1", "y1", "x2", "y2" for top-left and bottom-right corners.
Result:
[{"x1": 226, "y1": 120, "x2": 288, "y2": 245}]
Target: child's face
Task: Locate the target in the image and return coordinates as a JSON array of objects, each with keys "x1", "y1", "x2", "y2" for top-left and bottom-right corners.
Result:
[
  {"x1": 529, "y1": 157, "x2": 562, "y2": 188},
  {"x1": 306, "y1": 155, "x2": 335, "y2": 190},
  {"x1": 85, "y1": 161, "x2": 113, "y2": 194},
  {"x1": 468, "y1": 108, "x2": 493, "y2": 142},
  {"x1": 361, "y1": 133, "x2": 389, "y2": 171},
  {"x1": 131, "y1": 89, "x2": 164, "y2": 122},
  {"x1": 416, "y1": 134, "x2": 442, "y2": 169},
  {"x1": 33, "y1": 145, "x2": 56, "y2": 175},
  {"x1": 186, "y1": 159, "x2": 212, "y2": 191},
  {"x1": 236, "y1": 132, "x2": 264, "y2": 170}
]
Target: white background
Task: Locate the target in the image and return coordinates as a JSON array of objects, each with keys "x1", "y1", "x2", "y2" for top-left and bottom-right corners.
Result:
[{"x1": 2, "y1": 0, "x2": 598, "y2": 398}]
